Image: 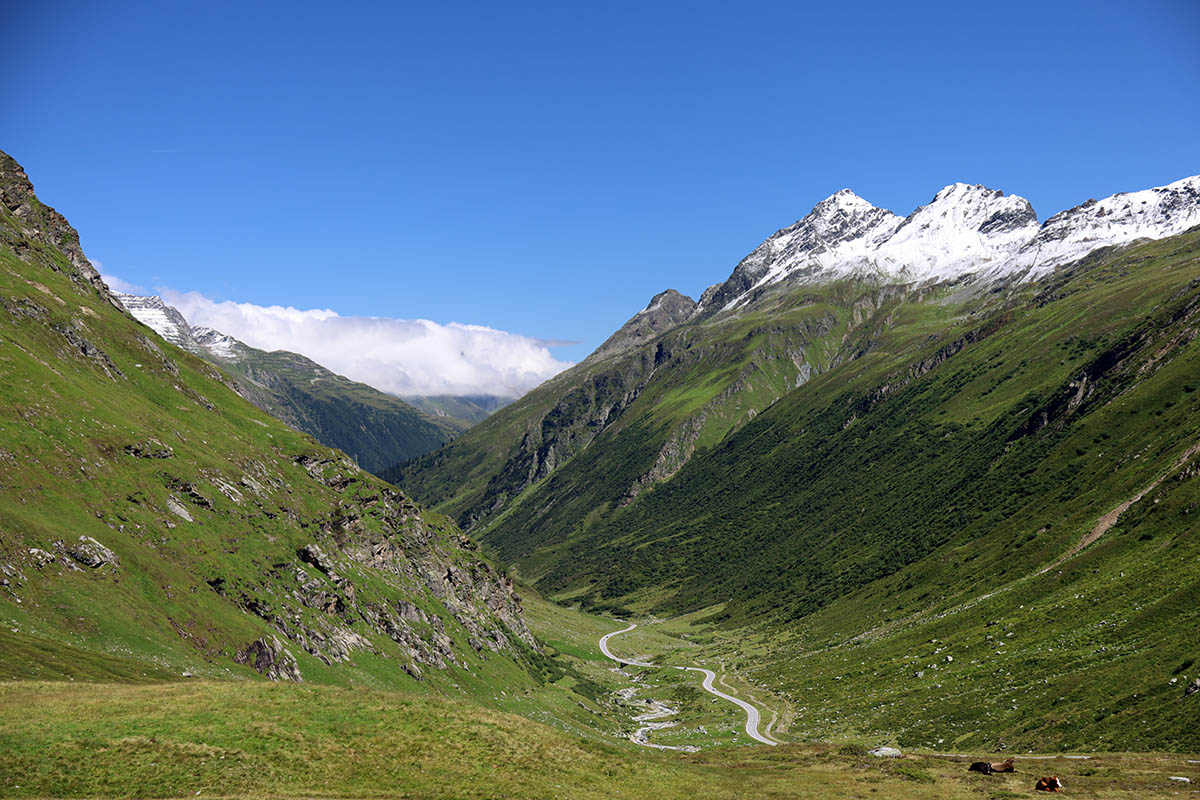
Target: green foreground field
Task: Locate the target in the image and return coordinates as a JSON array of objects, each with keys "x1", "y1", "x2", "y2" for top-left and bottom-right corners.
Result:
[
  {"x1": 2, "y1": 596, "x2": 1198, "y2": 799},
  {"x1": 4, "y1": 680, "x2": 1199, "y2": 800}
]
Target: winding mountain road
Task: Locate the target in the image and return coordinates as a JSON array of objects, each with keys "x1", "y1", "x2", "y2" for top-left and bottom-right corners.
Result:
[{"x1": 600, "y1": 621, "x2": 778, "y2": 746}]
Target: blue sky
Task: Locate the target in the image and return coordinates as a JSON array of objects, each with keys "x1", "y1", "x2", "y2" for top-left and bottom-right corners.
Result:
[{"x1": 3, "y1": 1, "x2": 1198, "y2": 392}]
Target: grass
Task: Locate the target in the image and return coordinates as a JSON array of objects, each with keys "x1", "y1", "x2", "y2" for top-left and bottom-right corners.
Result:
[{"x1": 1, "y1": 666, "x2": 1196, "y2": 798}]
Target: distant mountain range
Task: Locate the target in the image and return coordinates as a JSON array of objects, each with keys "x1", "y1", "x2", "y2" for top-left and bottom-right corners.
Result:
[
  {"x1": 112, "y1": 293, "x2": 505, "y2": 474},
  {"x1": 399, "y1": 394, "x2": 514, "y2": 428}
]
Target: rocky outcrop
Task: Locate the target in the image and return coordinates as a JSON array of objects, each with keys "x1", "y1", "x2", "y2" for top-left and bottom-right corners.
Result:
[
  {"x1": 235, "y1": 636, "x2": 303, "y2": 682},
  {"x1": 67, "y1": 536, "x2": 118, "y2": 569},
  {"x1": 207, "y1": 453, "x2": 536, "y2": 676},
  {"x1": 587, "y1": 289, "x2": 697, "y2": 362},
  {"x1": 0, "y1": 150, "x2": 118, "y2": 307},
  {"x1": 124, "y1": 439, "x2": 174, "y2": 459},
  {"x1": 51, "y1": 321, "x2": 124, "y2": 380}
]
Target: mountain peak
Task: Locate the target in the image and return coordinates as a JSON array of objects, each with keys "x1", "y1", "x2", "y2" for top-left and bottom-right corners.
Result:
[
  {"x1": 115, "y1": 291, "x2": 244, "y2": 360},
  {"x1": 872, "y1": 183, "x2": 1039, "y2": 281},
  {"x1": 819, "y1": 188, "x2": 875, "y2": 211},
  {"x1": 695, "y1": 190, "x2": 903, "y2": 314},
  {"x1": 587, "y1": 288, "x2": 697, "y2": 362},
  {"x1": 930, "y1": 181, "x2": 1005, "y2": 202}
]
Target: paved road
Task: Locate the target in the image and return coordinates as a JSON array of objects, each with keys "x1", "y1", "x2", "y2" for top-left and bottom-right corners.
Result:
[{"x1": 599, "y1": 621, "x2": 778, "y2": 746}]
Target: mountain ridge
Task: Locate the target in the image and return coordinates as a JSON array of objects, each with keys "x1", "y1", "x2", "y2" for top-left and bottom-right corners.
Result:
[
  {"x1": 113, "y1": 291, "x2": 462, "y2": 474},
  {"x1": 692, "y1": 174, "x2": 1200, "y2": 317},
  {"x1": 399, "y1": 174, "x2": 1200, "y2": 549}
]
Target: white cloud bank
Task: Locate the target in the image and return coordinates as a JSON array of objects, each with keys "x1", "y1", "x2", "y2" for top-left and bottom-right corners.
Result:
[{"x1": 158, "y1": 289, "x2": 574, "y2": 398}]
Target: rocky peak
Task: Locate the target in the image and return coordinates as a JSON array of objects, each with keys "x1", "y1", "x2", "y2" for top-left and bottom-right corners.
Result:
[
  {"x1": 192, "y1": 326, "x2": 241, "y2": 359},
  {"x1": 871, "y1": 183, "x2": 1039, "y2": 281},
  {"x1": 696, "y1": 190, "x2": 903, "y2": 314},
  {"x1": 0, "y1": 149, "x2": 118, "y2": 308},
  {"x1": 115, "y1": 292, "x2": 245, "y2": 361},
  {"x1": 587, "y1": 288, "x2": 697, "y2": 362}
]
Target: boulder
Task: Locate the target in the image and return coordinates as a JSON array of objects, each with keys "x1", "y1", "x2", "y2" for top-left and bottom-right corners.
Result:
[
  {"x1": 869, "y1": 746, "x2": 903, "y2": 758},
  {"x1": 67, "y1": 536, "x2": 117, "y2": 569},
  {"x1": 166, "y1": 495, "x2": 194, "y2": 522},
  {"x1": 1185, "y1": 678, "x2": 1200, "y2": 697}
]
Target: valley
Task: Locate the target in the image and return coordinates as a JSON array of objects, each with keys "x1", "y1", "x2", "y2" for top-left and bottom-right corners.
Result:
[{"x1": 2, "y1": 143, "x2": 1198, "y2": 798}]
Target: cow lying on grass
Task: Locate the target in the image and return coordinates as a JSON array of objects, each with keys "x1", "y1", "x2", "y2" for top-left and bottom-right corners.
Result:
[
  {"x1": 968, "y1": 757, "x2": 1015, "y2": 775},
  {"x1": 1035, "y1": 776, "x2": 1063, "y2": 792}
]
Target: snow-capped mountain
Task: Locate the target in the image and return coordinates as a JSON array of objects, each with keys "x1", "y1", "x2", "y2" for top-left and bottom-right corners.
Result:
[
  {"x1": 999, "y1": 175, "x2": 1200, "y2": 281},
  {"x1": 115, "y1": 293, "x2": 245, "y2": 361},
  {"x1": 192, "y1": 326, "x2": 240, "y2": 359},
  {"x1": 697, "y1": 189, "x2": 903, "y2": 312},
  {"x1": 870, "y1": 183, "x2": 1038, "y2": 283},
  {"x1": 698, "y1": 175, "x2": 1200, "y2": 314}
]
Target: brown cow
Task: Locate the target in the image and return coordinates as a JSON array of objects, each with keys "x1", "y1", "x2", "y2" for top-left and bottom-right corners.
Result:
[
  {"x1": 991, "y1": 757, "x2": 1015, "y2": 773},
  {"x1": 1035, "y1": 775, "x2": 1063, "y2": 792}
]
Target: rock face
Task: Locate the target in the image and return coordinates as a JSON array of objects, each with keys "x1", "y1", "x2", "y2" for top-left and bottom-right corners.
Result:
[
  {"x1": 235, "y1": 636, "x2": 303, "y2": 682},
  {"x1": 0, "y1": 151, "x2": 118, "y2": 308},
  {"x1": 67, "y1": 537, "x2": 117, "y2": 569},
  {"x1": 210, "y1": 455, "x2": 538, "y2": 675}
]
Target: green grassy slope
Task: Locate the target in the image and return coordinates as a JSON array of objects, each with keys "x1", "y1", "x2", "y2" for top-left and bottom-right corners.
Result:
[
  {"x1": 539, "y1": 233, "x2": 1200, "y2": 612},
  {"x1": 217, "y1": 345, "x2": 461, "y2": 475},
  {"x1": 526, "y1": 232, "x2": 1200, "y2": 750},
  {"x1": 405, "y1": 226, "x2": 1200, "y2": 751},
  {"x1": 0, "y1": 149, "x2": 535, "y2": 696},
  {"x1": 396, "y1": 280, "x2": 901, "y2": 539},
  {"x1": 16, "y1": 680, "x2": 1194, "y2": 800},
  {"x1": 2, "y1": 617, "x2": 1196, "y2": 799},
  {"x1": 400, "y1": 393, "x2": 510, "y2": 429}
]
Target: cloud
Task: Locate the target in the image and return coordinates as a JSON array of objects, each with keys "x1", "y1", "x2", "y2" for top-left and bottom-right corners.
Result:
[
  {"x1": 97, "y1": 267, "x2": 147, "y2": 295},
  {"x1": 158, "y1": 289, "x2": 573, "y2": 398}
]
